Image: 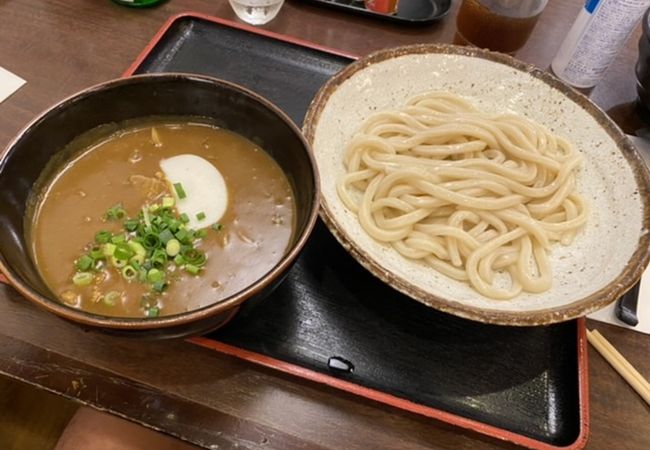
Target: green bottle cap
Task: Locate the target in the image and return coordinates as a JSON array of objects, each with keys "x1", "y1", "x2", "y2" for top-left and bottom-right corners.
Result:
[{"x1": 112, "y1": 0, "x2": 167, "y2": 7}]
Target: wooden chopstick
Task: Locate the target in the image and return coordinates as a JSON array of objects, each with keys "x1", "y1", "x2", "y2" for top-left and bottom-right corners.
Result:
[
  {"x1": 590, "y1": 329, "x2": 649, "y2": 389},
  {"x1": 587, "y1": 329, "x2": 650, "y2": 406}
]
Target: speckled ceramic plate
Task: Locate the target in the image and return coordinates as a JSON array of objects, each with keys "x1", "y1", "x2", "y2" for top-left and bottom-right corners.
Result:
[{"x1": 303, "y1": 44, "x2": 650, "y2": 325}]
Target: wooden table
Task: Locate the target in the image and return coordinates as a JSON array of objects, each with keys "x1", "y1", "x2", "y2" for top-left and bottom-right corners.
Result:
[{"x1": 1, "y1": 1, "x2": 649, "y2": 449}]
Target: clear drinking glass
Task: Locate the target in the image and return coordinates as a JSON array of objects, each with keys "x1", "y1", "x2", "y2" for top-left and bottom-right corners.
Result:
[
  {"x1": 228, "y1": 0, "x2": 285, "y2": 25},
  {"x1": 455, "y1": 0, "x2": 548, "y2": 54}
]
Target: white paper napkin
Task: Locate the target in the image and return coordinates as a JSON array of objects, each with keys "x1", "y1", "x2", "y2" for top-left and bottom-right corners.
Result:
[
  {"x1": 0, "y1": 66, "x2": 26, "y2": 103},
  {"x1": 588, "y1": 135, "x2": 650, "y2": 334}
]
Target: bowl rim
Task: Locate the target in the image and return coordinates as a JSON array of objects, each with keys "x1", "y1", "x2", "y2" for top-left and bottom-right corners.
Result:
[
  {"x1": 302, "y1": 43, "x2": 650, "y2": 326},
  {"x1": 0, "y1": 72, "x2": 320, "y2": 330}
]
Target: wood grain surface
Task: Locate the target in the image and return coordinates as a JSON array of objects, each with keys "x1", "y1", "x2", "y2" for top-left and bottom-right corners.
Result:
[
  {"x1": 0, "y1": 1, "x2": 649, "y2": 449},
  {"x1": 0, "y1": 374, "x2": 78, "y2": 450}
]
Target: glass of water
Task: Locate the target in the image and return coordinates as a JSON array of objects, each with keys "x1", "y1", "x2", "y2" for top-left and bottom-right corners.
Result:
[{"x1": 228, "y1": 0, "x2": 285, "y2": 25}]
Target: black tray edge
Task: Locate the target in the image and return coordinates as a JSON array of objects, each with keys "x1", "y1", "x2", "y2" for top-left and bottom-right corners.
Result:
[
  {"x1": 299, "y1": 0, "x2": 451, "y2": 25},
  {"x1": 188, "y1": 320, "x2": 589, "y2": 450},
  {"x1": 123, "y1": 11, "x2": 359, "y2": 78}
]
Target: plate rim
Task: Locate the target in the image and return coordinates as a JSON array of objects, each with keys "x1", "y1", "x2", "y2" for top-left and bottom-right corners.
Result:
[{"x1": 303, "y1": 43, "x2": 650, "y2": 326}]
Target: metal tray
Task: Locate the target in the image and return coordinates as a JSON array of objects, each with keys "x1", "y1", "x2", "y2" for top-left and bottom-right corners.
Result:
[{"x1": 125, "y1": 13, "x2": 589, "y2": 449}]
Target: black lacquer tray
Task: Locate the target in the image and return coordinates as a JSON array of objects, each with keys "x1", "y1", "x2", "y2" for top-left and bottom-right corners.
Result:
[
  {"x1": 299, "y1": 0, "x2": 451, "y2": 25},
  {"x1": 125, "y1": 13, "x2": 588, "y2": 449}
]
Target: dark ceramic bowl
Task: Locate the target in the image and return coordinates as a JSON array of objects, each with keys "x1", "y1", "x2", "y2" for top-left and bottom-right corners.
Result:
[{"x1": 0, "y1": 74, "x2": 319, "y2": 338}]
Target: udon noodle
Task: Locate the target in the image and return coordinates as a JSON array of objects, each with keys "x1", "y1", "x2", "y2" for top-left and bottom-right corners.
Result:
[{"x1": 337, "y1": 92, "x2": 588, "y2": 300}]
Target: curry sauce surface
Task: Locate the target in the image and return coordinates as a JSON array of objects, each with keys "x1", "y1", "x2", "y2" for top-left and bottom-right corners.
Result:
[{"x1": 29, "y1": 120, "x2": 294, "y2": 317}]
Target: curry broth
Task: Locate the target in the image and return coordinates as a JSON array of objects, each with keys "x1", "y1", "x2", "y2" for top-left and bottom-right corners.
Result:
[{"x1": 29, "y1": 119, "x2": 295, "y2": 317}]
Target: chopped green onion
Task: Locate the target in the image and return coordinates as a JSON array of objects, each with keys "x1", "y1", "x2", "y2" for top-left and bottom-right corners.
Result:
[
  {"x1": 138, "y1": 268, "x2": 148, "y2": 283},
  {"x1": 113, "y1": 244, "x2": 134, "y2": 261},
  {"x1": 151, "y1": 281, "x2": 167, "y2": 293},
  {"x1": 181, "y1": 248, "x2": 206, "y2": 266},
  {"x1": 158, "y1": 229, "x2": 175, "y2": 245},
  {"x1": 121, "y1": 265, "x2": 138, "y2": 281},
  {"x1": 101, "y1": 243, "x2": 116, "y2": 256},
  {"x1": 165, "y1": 239, "x2": 181, "y2": 257},
  {"x1": 110, "y1": 256, "x2": 127, "y2": 268},
  {"x1": 130, "y1": 254, "x2": 145, "y2": 265},
  {"x1": 103, "y1": 291, "x2": 121, "y2": 306},
  {"x1": 76, "y1": 255, "x2": 94, "y2": 271},
  {"x1": 173, "y1": 182, "x2": 187, "y2": 199},
  {"x1": 95, "y1": 231, "x2": 112, "y2": 244},
  {"x1": 142, "y1": 233, "x2": 161, "y2": 250},
  {"x1": 124, "y1": 219, "x2": 139, "y2": 232},
  {"x1": 72, "y1": 272, "x2": 94, "y2": 286},
  {"x1": 110, "y1": 234, "x2": 126, "y2": 244},
  {"x1": 146, "y1": 306, "x2": 160, "y2": 318},
  {"x1": 211, "y1": 223, "x2": 224, "y2": 232},
  {"x1": 105, "y1": 203, "x2": 126, "y2": 221},
  {"x1": 175, "y1": 229, "x2": 190, "y2": 244},
  {"x1": 72, "y1": 192, "x2": 212, "y2": 298},
  {"x1": 150, "y1": 249, "x2": 167, "y2": 269},
  {"x1": 142, "y1": 206, "x2": 151, "y2": 229},
  {"x1": 168, "y1": 219, "x2": 180, "y2": 233},
  {"x1": 89, "y1": 247, "x2": 104, "y2": 260},
  {"x1": 127, "y1": 241, "x2": 146, "y2": 256},
  {"x1": 185, "y1": 264, "x2": 200, "y2": 275},
  {"x1": 147, "y1": 268, "x2": 164, "y2": 283}
]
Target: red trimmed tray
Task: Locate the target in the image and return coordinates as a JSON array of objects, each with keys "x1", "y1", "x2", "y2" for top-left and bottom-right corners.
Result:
[{"x1": 123, "y1": 12, "x2": 589, "y2": 450}]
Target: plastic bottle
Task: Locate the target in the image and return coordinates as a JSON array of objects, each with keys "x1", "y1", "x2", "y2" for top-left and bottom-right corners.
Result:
[{"x1": 551, "y1": 0, "x2": 650, "y2": 88}]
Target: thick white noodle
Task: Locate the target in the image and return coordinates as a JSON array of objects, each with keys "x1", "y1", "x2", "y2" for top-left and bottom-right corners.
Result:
[{"x1": 337, "y1": 92, "x2": 588, "y2": 300}]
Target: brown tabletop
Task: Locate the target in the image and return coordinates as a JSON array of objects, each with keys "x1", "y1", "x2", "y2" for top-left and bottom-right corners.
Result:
[{"x1": 1, "y1": 1, "x2": 649, "y2": 449}]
